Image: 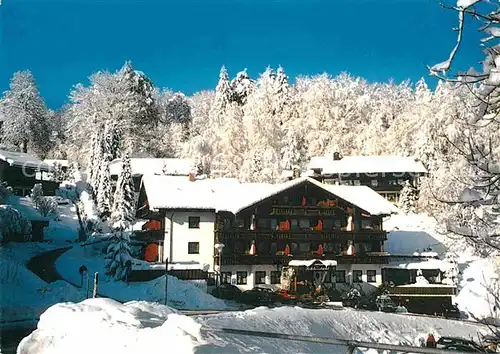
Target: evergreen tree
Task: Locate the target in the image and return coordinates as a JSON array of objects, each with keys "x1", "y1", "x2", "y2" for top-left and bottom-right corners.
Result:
[
  {"x1": 96, "y1": 155, "x2": 111, "y2": 218},
  {"x1": 0, "y1": 70, "x2": 52, "y2": 156},
  {"x1": 89, "y1": 131, "x2": 104, "y2": 192},
  {"x1": 211, "y1": 66, "x2": 234, "y2": 116},
  {"x1": 104, "y1": 231, "x2": 132, "y2": 281},
  {"x1": 398, "y1": 181, "x2": 418, "y2": 213},
  {"x1": 231, "y1": 69, "x2": 255, "y2": 106},
  {"x1": 110, "y1": 154, "x2": 136, "y2": 230}
]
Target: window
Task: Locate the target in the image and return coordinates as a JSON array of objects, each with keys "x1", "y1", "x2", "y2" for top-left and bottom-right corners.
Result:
[
  {"x1": 371, "y1": 179, "x2": 379, "y2": 187},
  {"x1": 353, "y1": 270, "x2": 363, "y2": 283},
  {"x1": 299, "y1": 243, "x2": 310, "y2": 252},
  {"x1": 367, "y1": 270, "x2": 377, "y2": 283},
  {"x1": 271, "y1": 271, "x2": 281, "y2": 284},
  {"x1": 397, "y1": 179, "x2": 404, "y2": 185},
  {"x1": 299, "y1": 219, "x2": 310, "y2": 228},
  {"x1": 237, "y1": 271, "x2": 247, "y2": 285},
  {"x1": 335, "y1": 270, "x2": 346, "y2": 283},
  {"x1": 188, "y1": 216, "x2": 200, "y2": 229},
  {"x1": 188, "y1": 242, "x2": 199, "y2": 254},
  {"x1": 255, "y1": 271, "x2": 266, "y2": 285},
  {"x1": 354, "y1": 180, "x2": 361, "y2": 186},
  {"x1": 221, "y1": 271, "x2": 232, "y2": 284}
]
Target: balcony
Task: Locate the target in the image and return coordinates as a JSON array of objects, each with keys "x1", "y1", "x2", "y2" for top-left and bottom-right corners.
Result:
[
  {"x1": 388, "y1": 285, "x2": 457, "y2": 297},
  {"x1": 132, "y1": 229, "x2": 164, "y2": 241},
  {"x1": 269, "y1": 205, "x2": 339, "y2": 216},
  {"x1": 216, "y1": 229, "x2": 387, "y2": 242},
  {"x1": 218, "y1": 252, "x2": 390, "y2": 266}
]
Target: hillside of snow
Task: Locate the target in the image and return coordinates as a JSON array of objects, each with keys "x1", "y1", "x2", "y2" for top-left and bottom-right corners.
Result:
[
  {"x1": 55, "y1": 245, "x2": 228, "y2": 310},
  {"x1": 18, "y1": 298, "x2": 488, "y2": 354}
]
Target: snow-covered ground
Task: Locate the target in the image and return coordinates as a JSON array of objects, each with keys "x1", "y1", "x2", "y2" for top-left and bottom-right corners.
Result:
[
  {"x1": 0, "y1": 243, "x2": 84, "y2": 325},
  {"x1": 55, "y1": 245, "x2": 228, "y2": 310},
  {"x1": 18, "y1": 298, "x2": 488, "y2": 354},
  {"x1": 44, "y1": 201, "x2": 80, "y2": 243}
]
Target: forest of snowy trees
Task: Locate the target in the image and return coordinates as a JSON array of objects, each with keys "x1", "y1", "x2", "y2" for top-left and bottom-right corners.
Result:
[
  {"x1": 0, "y1": 61, "x2": 495, "y2": 214},
  {"x1": 0, "y1": 60, "x2": 493, "y2": 214}
]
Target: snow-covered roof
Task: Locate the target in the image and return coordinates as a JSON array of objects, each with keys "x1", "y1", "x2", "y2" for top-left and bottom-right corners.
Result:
[
  {"x1": 43, "y1": 159, "x2": 70, "y2": 168},
  {"x1": 109, "y1": 158, "x2": 195, "y2": 177},
  {"x1": 0, "y1": 149, "x2": 51, "y2": 171},
  {"x1": 308, "y1": 155, "x2": 428, "y2": 175},
  {"x1": 288, "y1": 259, "x2": 337, "y2": 267},
  {"x1": 385, "y1": 258, "x2": 454, "y2": 272},
  {"x1": 142, "y1": 176, "x2": 398, "y2": 216}
]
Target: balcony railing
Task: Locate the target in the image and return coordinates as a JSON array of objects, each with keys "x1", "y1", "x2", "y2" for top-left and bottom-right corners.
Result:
[
  {"x1": 132, "y1": 229, "x2": 164, "y2": 241},
  {"x1": 218, "y1": 253, "x2": 390, "y2": 265},
  {"x1": 216, "y1": 229, "x2": 387, "y2": 242},
  {"x1": 269, "y1": 205, "x2": 339, "y2": 216},
  {"x1": 388, "y1": 286, "x2": 456, "y2": 297}
]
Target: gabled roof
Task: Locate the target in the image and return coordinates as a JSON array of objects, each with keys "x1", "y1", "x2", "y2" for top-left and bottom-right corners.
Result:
[
  {"x1": 0, "y1": 149, "x2": 51, "y2": 171},
  {"x1": 141, "y1": 175, "x2": 398, "y2": 216},
  {"x1": 109, "y1": 158, "x2": 195, "y2": 177},
  {"x1": 308, "y1": 155, "x2": 428, "y2": 175}
]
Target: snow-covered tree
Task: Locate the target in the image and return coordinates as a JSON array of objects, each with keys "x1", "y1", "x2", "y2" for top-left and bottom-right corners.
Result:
[
  {"x1": 211, "y1": 66, "x2": 234, "y2": 115},
  {"x1": 231, "y1": 69, "x2": 254, "y2": 106},
  {"x1": 30, "y1": 183, "x2": 57, "y2": 217},
  {"x1": 428, "y1": 0, "x2": 500, "y2": 252},
  {"x1": 0, "y1": 205, "x2": 32, "y2": 244},
  {"x1": 0, "y1": 70, "x2": 52, "y2": 156},
  {"x1": 0, "y1": 181, "x2": 12, "y2": 204},
  {"x1": 110, "y1": 154, "x2": 136, "y2": 230},
  {"x1": 398, "y1": 181, "x2": 418, "y2": 214},
  {"x1": 104, "y1": 231, "x2": 132, "y2": 281},
  {"x1": 96, "y1": 156, "x2": 111, "y2": 218},
  {"x1": 30, "y1": 183, "x2": 44, "y2": 206}
]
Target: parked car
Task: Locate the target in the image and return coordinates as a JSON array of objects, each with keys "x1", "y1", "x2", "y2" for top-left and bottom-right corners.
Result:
[
  {"x1": 273, "y1": 289, "x2": 297, "y2": 304},
  {"x1": 375, "y1": 295, "x2": 397, "y2": 312},
  {"x1": 442, "y1": 304, "x2": 461, "y2": 319},
  {"x1": 211, "y1": 283, "x2": 242, "y2": 300},
  {"x1": 436, "y1": 336, "x2": 490, "y2": 352},
  {"x1": 239, "y1": 287, "x2": 275, "y2": 305}
]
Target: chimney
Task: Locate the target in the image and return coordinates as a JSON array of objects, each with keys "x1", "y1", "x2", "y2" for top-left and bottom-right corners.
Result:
[
  {"x1": 333, "y1": 152, "x2": 341, "y2": 161},
  {"x1": 188, "y1": 173, "x2": 195, "y2": 182},
  {"x1": 292, "y1": 167, "x2": 301, "y2": 179}
]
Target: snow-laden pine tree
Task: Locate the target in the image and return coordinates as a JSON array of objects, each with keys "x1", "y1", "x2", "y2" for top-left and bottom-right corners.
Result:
[
  {"x1": 104, "y1": 231, "x2": 133, "y2": 281},
  {"x1": 211, "y1": 66, "x2": 234, "y2": 116},
  {"x1": 211, "y1": 103, "x2": 248, "y2": 177},
  {"x1": 106, "y1": 154, "x2": 135, "y2": 281},
  {"x1": 231, "y1": 69, "x2": 255, "y2": 106},
  {"x1": 398, "y1": 181, "x2": 418, "y2": 214},
  {"x1": 0, "y1": 71, "x2": 52, "y2": 156},
  {"x1": 241, "y1": 67, "x2": 283, "y2": 182},
  {"x1": 110, "y1": 154, "x2": 136, "y2": 230},
  {"x1": 96, "y1": 155, "x2": 111, "y2": 218}
]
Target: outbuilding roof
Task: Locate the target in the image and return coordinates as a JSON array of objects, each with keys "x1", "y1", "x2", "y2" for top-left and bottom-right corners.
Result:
[
  {"x1": 109, "y1": 158, "x2": 195, "y2": 177},
  {"x1": 0, "y1": 149, "x2": 51, "y2": 171},
  {"x1": 308, "y1": 155, "x2": 428, "y2": 175}
]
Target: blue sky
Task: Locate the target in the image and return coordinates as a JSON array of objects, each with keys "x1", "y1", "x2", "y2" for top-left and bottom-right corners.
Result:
[{"x1": 0, "y1": 0, "x2": 482, "y2": 109}]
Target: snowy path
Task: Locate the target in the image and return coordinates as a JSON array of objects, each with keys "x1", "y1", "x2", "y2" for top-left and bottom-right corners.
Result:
[{"x1": 27, "y1": 247, "x2": 71, "y2": 283}]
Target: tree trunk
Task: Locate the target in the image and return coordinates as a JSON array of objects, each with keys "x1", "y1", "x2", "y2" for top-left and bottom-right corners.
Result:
[{"x1": 22, "y1": 140, "x2": 28, "y2": 153}]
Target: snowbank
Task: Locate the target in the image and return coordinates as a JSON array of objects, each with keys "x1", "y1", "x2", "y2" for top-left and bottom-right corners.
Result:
[
  {"x1": 19, "y1": 298, "x2": 487, "y2": 354},
  {"x1": 55, "y1": 245, "x2": 227, "y2": 310},
  {"x1": 455, "y1": 257, "x2": 500, "y2": 321}
]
